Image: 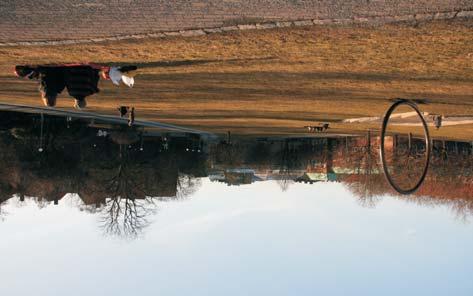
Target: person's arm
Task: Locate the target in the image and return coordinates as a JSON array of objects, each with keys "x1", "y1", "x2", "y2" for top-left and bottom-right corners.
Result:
[{"x1": 92, "y1": 69, "x2": 100, "y2": 93}]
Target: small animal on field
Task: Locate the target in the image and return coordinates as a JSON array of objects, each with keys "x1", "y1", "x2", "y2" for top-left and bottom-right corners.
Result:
[{"x1": 305, "y1": 123, "x2": 330, "y2": 133}]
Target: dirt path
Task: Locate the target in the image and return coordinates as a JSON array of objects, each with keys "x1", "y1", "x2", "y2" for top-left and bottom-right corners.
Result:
[{"x1": 0, "y1": 103, "x2": 216, "y2": 137}]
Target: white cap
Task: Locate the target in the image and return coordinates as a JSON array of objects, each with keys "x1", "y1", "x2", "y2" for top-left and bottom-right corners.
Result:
[{"x1": 109, "y1": 66, "x2": 134, "y2": 88}]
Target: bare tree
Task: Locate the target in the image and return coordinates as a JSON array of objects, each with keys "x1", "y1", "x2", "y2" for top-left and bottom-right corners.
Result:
[
  {"x1": 275, "y1": 140, "x2": 300, "y2": 192},
  {"x1": 176, "y1": 174, "x2": 202, "y2": 199},
  {"x1": 276, "y1": 178, "x2": 293, "y2": 192},
  {"x1": 100, "y1": 196, "x2": 156, "y2": 239},
  {"x1": 98, "y1": 146, "x2": 158, "y2": 239},
  {"x1": 0, "y1": 201, "x2": 7, "y2": 222},
  {"x1": 346, "y1": 132, "x2": 383, "y2": 207}
]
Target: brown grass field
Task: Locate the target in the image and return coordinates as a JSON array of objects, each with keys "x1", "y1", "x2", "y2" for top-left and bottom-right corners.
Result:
[{"x1": 0, "y1": 19, "x2": 473, "y2": 138}]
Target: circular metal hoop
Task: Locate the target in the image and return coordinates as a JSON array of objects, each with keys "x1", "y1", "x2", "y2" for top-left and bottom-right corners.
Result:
[{"x1": 379, "y1": 100, "x2": 431, "y2": 195}]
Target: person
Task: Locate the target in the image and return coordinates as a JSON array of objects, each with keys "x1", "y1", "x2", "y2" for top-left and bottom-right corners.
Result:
[
  {"x1": 15, "y1": 64, "x2": 100, "y2": 109},
  {"x1": 38, "y1": 67, "x2": 66, "y2": 107},
  {"x1": 15, "y1": 66, "x2": 66, "y2": 107},
  {"x1": 63, "y1": 65, "x2": 100, "y2": 109},
  {"x1": 118, "y1": 106, "x2": 129, "y2": 117},
  {"x1": 434, "y1": 115, "x2": 443, "y2": 130},
  {"x1": 15, "y1": 64, "x2": 137, "y2": 109},
  {"x1": 128, "y1": 107, "x2": 135, "y2": 126}
]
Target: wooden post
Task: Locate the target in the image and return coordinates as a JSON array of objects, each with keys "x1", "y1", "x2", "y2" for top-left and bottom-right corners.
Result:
[{"x1": 367, "y1": 129, "x2": 371, "y2": 149}]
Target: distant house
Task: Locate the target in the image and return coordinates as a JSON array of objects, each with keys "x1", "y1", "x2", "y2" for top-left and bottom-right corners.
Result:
[
  {"x1": 225, "y1": 169, "x2": 258, "y2": 186},
  {"x1": 296, "y1": 172, "x2": 337, "y2": 184},
  {"x1": 209, "y1": 169, "x2": 261, "y2": 186},
  {"x1": 209, "y1": 171, "x2": 226, "y2": 182}
]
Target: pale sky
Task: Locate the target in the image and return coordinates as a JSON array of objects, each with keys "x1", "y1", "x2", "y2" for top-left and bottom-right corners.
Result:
[{"x1": 1, "y1": 180, "x2": 472, "y2": 296}]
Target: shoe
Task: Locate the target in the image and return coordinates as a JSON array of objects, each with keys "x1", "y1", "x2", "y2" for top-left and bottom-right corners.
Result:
[{"x1": 74, "y1": 99, "x2": 87, "y2": 109}]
